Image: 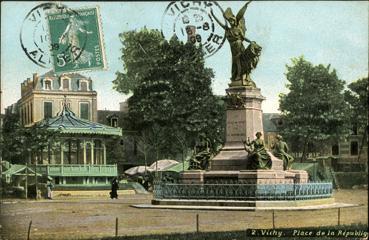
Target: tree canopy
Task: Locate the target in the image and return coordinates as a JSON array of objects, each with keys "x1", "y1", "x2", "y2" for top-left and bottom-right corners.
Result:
[
  {"x1": 1, "y1": 110, "x2": 58, "y2": 164},
  {"x1": 344, "y1": 77, "x2": 368, "y2": 133},
  {"x1": 344, "y1": 77, "x2": 368, "y2": 166},
  {"x1": 113, "y1": 28, "x2": 225, "y2": 162},
  {"x1": 279, "y1": 56, "x2": 350, "y2": 160}
]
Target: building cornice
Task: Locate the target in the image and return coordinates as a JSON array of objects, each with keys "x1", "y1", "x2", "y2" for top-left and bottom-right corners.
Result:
[{"x1": 23, "y1": 90, "x2": 97, "y2": 98}]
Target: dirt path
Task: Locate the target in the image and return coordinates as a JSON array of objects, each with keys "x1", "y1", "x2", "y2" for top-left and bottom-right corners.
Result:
[{"x1": 0, "y1": 190, "x2": 367, "y2": 240}]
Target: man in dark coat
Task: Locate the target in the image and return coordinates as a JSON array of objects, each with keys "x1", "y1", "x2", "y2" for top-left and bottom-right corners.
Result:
[{"x1": 110, "y1": 178, "x2": 119, "y2": 199}]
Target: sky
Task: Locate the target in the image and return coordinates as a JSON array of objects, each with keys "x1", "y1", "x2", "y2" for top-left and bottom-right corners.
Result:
[{"x1": 1, "y1": 1, "x2": 368, "y2": 114}]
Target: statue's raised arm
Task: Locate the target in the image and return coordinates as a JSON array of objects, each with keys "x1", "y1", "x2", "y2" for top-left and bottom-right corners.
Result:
[
  {"x1": 213, "y1": 0, "x2": 262, "y2": 87},
  {"x1": 236, "y1": 1, "x2": 252, "y2": 22}
]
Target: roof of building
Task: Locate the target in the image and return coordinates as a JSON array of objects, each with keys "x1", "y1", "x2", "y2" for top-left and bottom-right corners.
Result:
[
  {"x1": 97, "y1": 110, "x2": 126, "y2": 127},
  {"x1": 40, "y1": 70, "x2": 56, "y2": 78},
  {"x1": 40, "y1": 70, "x2": 88, "y2": 79},
  {"x1": 263, "y1": 113, "x2": 281, "y2": 133},
  {"x1": 41, "y1": 99, "x2": 122, "y2": 137},
  {"x1": 1, "y1": 164, "x2": 41, "y2": 177}
]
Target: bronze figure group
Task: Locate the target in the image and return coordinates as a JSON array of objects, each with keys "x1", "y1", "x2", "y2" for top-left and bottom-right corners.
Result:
[{"x1": 211, "y1": 1, "x2": 262, "y2": 87}]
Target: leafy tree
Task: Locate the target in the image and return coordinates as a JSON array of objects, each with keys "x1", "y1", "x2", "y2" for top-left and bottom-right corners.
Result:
[
  {"x1": 113, "y1": 28, "x2": 225, "y2": 162},
  {"x1": 25, "y1": 123, "x2": 58, "y2": 164},
  {"x1": 344, "y1": 77, "x2": 368, "y2": 165},
  {"x1": 1, "y1": 109, "x2": 25, "y2": 164},
  {"x1": 279, "y1": 56, "x2": 350, "y2": 161},
  {"x1": 105, "y1": 136, "x2": 125, "y2": 166},
  {"x1": 1, "y1": 110, "x2": 58, "y2": 164}
]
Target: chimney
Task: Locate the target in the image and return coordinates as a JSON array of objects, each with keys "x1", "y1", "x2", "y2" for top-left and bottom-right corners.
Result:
[
  {"x1": 21, "y1": 82, "x2": 25, "y2": 96},
  {"x1": 89, "y1": 77, "x2": 92, "y2": 90},
  {"x1": 33, "y1": 73, "x2": 38, "y2": 81},
  {"x1": 32, "y1": 73, "x2": 39, "y2": 87}
]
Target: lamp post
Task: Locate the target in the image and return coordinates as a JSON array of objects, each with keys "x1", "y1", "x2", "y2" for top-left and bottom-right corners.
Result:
[
  {"x1": 35, "y1": 160, "x2": 38, "y2": 199},
  {"x1": 25, "y1": 162, "x2": 28, "y2": 199}
]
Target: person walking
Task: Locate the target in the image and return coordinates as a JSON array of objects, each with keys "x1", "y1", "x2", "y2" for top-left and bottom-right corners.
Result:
[
  {"x1": 110, "y1": 178, "x2": 119, "y2": 199},
  {"x1": 46, "y1": 180, "x2": 54, "y2": 199}
]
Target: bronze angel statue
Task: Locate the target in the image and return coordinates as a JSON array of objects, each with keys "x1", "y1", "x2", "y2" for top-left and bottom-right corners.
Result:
[{"x1": 211, "y1": 1, "x2": 262, "y2": 87}]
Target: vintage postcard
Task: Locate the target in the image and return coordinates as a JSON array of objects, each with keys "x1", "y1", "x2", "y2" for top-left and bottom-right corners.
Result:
[{"x1": 1, "y1": 1, "x2": 368, "y2": 240}]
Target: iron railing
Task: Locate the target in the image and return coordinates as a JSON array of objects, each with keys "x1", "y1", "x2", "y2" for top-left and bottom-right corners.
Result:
[{"x1": 153, "y1": 182, "x2": 333, "y2": 201}]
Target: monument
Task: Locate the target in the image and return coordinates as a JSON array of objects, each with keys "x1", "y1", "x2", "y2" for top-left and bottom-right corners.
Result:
[
  {"x1": 181, "y1": 0, "x2": 306, "y2": 185},
  {"x1": 151, "y1": 1, "x2": 333, "y2": 208}
]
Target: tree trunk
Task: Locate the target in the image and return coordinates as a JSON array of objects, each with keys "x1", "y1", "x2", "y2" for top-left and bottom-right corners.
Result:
[
  {"x1": 300, "y1": 136, "x2": 310, "y2": 162},
  {"x1": 155, "y1": 148, "x2": 159, "y2": 179},
  {"x1": 35, "y1": 161, "x2": 38, "y2": 199},
  {"x1": 357, "y1": 126, "x2": 368, "y2": 172},
  {"x1": 174, "y1": 133, "x2": 186, "y2": 172},
  {"x1": 25, "y1": 162, "x2": 28, "y2": 199},
  {"x1": 144, "y1": 146, "x2": 147, "y2": 175}
]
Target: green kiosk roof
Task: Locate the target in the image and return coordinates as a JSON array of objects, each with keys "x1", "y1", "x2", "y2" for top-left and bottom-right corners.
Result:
[{"x1": 41, "y1": 100, "x2": 122, "y2": 137}]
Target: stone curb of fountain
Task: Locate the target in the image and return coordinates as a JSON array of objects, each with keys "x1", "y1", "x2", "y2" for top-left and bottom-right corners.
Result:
[{"x1": 131, "y1": 202, "x2": 361, "y2": 211}]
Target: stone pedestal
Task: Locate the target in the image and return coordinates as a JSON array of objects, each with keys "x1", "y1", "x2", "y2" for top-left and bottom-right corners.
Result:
[
  {"x1": 238, "y1": 170, "x2": 308, "y2": 184},
  {"x1": 225, "y1": 86, "x2": 265, "y2": 141},
  {"x1": 180, "y1": 170, "x2": 204, "y2": 184},
  {"x1": 211, "y1": 86, "x2": 270, "y2": 170}
]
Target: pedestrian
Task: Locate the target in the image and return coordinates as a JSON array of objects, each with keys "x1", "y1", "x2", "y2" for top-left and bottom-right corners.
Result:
[
  {"x1": 110, "y1": 178, "x2": 119, "y2": 199},
  {"x1": 46, "y1": 180, "x2": 54, "y2": 199}
]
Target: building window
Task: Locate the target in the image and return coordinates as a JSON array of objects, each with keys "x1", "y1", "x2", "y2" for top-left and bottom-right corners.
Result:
[
  {"x1": 350, "y1": 141, "x2": 358, "y2": 156},
  {"x1": 80, "y1": 103, "x2": 89, "y2": 120},
  {"x1": 44, "y1": 80, "x2": 52, "y2": 90},
  {"x1": 111, "y1": 117, "x2": 118, "y2": 127},
  {"x1": 80, "y1": 81, "x2": 88, "y2": 91},
  {"x1": 332, "y1": 144, "x2": 339, "y2": 156},
  {"x1": 63, "y1": 78, "x2": 70, "y2": 90},
  {"x1": 44, "y1": 102, "x2": 53, "y2": 119}
]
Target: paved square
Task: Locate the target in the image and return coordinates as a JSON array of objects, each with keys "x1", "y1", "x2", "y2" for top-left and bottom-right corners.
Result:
[{"x1": 0, "y1": 190, "x2": 367, "y2": 240}]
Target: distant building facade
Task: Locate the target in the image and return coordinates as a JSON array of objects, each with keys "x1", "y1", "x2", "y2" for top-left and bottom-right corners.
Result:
[
  {"x1": 119, "y1": 101, "x2": 129, "y2": 113},
  {"x1": 330, "y1": 126, "x2": 367, "y2": 171},
  {"x1": 97, "y1": 109, "x2": 140, "y2": 171},
  {"x1": 262, "y1": 113, "x2": 284, "y2": 148},
  {"x1": 97, "y1": 110, "x2": 126, "y2": 129},
  {"x1": 18, "y1": 70, "x2": 97, "y2": 126},
  {"x1": 3, "y1": 71, "x2": 121, "y2": 188}
]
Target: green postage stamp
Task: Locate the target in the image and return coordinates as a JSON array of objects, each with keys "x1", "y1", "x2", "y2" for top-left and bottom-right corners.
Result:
[{"x1": 47, "y1": 7, "x2": 106, "y2": 74}]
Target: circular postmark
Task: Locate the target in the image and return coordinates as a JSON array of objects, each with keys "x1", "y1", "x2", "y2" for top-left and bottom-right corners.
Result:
[
  {"x1": 20, "y1": 3, "x2": 87, "y2": 68},
  {"x1": 161, "y1": 1, "x2": 226, "y2": 58}
]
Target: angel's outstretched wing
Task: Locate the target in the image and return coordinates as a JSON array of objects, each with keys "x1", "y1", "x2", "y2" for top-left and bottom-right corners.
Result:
[{"x1": 239, "y1": 18, "x2": 246, "y2": 35}]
